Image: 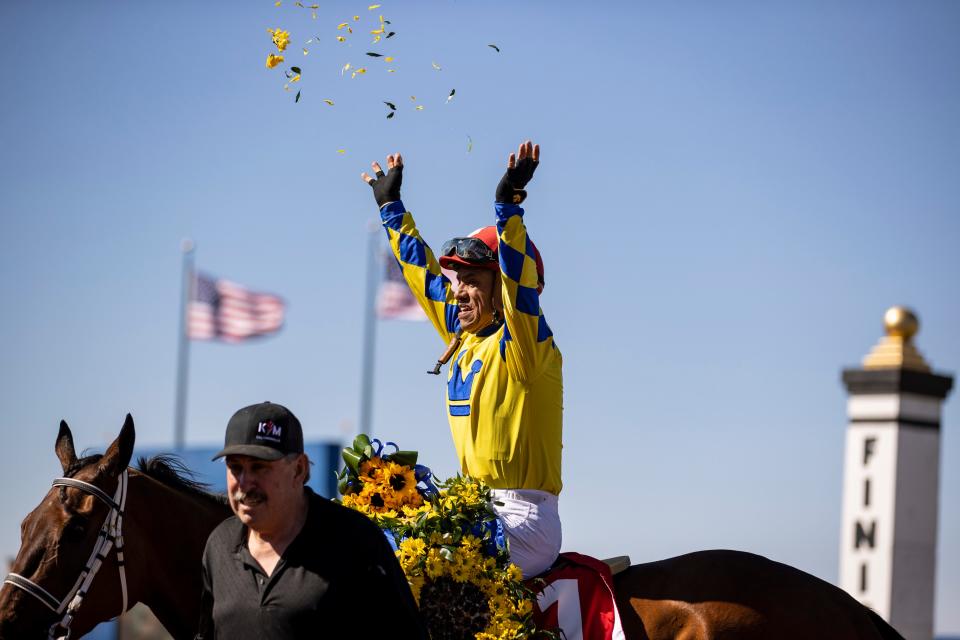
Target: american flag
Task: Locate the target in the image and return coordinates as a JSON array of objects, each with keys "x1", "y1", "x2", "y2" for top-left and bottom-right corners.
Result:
[
  {"x1": 377, "y1": 254, "x2": 427, "y2": 321},
  {"x1": 187, "y1": 272, "x2": 286, "y2": 342}
]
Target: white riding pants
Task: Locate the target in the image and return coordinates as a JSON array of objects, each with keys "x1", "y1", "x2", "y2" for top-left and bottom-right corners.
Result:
[{"x1": 490, "y1": 489, "x2": 562, "y2": 578}]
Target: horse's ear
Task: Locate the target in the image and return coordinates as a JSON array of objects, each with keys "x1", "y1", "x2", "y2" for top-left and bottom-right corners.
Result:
[
  {"x1": 97, "y1": 414, "x2": 136, "y2": 478},
  {"x1": 55, "y1": 420, "x2": 78, "y2": 474}
]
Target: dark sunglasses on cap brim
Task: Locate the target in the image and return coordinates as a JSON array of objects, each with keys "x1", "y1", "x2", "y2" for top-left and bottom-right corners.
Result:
[{"x1": 439, "y1": 237, "x2": 496, "y2": 264}]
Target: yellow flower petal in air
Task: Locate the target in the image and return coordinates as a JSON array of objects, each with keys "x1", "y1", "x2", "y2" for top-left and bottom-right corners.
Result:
[
  {"x1": 303, "y1": 48, "x2": 309, "y2": 55},
  {"x1": 336, "y1": 35, "x2": 346, "y2": 42},
  {"x1": 275, "y1": 0, "x2": 281, "y2": 6},
  {"x1": 431, "y1": 61, "x2": 441, "y2": 70},
  {"x1": 371, "y1": 35, "x2": 381, "y2": 44},
  {"x1": 387, "y1": 69, "x2": 395, "y2": 73},
  {"x1": 337, "y1": 149, "x2": 346, "y2": 154},
  {"x1": 384, "y1": 56, "x2": 394, "y2": 62},
  {"x1": 271, "y1": 28, "x2": 291, "y2": 52},
  {"x1": 415, "y1": 105, "x2": 424, "y2": 110},
  {"x1": 368, "y1": 3, "x2": 381, "y2": 9},
  {"x1": 266, "y1": 53, "x2": 284, "y2": 68},
  {"x1": 371, "y1": 27, "x2": 384, "y2": 34},
  {"x1": 291, "y1": 74, "x2": 301, "y2": 82},
  {"x1": 323, "y1": 99, "x2": 334, "y2": 106},
  {"x1": 341, "y1": 62, "x2": 351, "y2": 75},
  {"x1": 337, "y1": 22, "x2": 349, "y2": 29},
  {"x1": 353, "y1": 15, "x2": 360, "y2": 20}
]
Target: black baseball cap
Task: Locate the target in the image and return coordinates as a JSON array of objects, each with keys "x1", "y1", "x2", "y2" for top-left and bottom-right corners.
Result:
[{"x1": 212, "y1": 401, "x2": 304, "y2": 461}]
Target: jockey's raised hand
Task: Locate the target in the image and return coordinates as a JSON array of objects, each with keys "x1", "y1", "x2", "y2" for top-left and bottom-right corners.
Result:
[
  {"x1": 495, "y1": 140, "x2": 540, "y2": 205},
  {"x1": 362, "y1": 152, "x2": 404, "y2": 208}
]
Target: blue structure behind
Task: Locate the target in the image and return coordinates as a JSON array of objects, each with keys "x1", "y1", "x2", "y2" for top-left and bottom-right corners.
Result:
[{"x1": 135, "y1": 440, "x2": 343, "y2": 497}]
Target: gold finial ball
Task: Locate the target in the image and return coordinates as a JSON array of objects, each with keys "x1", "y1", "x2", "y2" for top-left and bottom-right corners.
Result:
[{"x1": 884, "y1": 306, "x2": 919, "y2": 339}]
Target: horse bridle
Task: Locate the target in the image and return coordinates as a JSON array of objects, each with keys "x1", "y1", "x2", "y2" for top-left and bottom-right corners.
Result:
[{"x1": 3, "y1": 471, "x2": 129, "y2": 640}]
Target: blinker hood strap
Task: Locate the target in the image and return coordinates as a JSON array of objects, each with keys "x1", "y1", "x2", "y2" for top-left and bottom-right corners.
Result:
[{"x1": 52, "y1": 478, "x2": 121, "y2": 512}]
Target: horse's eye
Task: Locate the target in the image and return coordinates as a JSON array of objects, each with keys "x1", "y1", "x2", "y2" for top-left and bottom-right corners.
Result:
[{"x1": 62, "y1": 517, "x2": 88, "y2": 542}]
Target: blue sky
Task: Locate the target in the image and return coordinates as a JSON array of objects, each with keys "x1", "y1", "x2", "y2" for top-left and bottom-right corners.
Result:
[{"x1": 1, "y1": 0, "x2": 959, "y2": 633}]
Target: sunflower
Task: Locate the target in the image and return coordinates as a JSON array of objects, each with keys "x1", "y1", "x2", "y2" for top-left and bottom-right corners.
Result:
[
  {"x1": 338, "y1": 442, "x2": 550, "y2": 639},
  {"x1": 419, "y1": 576, "x2": 491, "y2": 640}
]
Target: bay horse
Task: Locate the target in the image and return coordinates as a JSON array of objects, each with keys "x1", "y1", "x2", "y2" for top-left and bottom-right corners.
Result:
[
  {"x1": 0, "y1": 417, "x2": 904, "y2": 639},
  {"x1": 0, "y1": 416, "x2": 230, "y2": 639}
]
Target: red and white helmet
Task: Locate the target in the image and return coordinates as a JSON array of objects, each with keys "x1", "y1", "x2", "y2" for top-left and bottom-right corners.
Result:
[{"x1": 439, "y1": 226, "x2": 545, "y2": 292}]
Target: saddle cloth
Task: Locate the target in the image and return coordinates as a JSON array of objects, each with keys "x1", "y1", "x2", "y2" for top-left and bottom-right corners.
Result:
[{"x1": 529, "y1": 552, "x2": 626, "y2": 640}]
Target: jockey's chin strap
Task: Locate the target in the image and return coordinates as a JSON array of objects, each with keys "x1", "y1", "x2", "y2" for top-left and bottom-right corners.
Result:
[{"x1": 3, "y1": 471, "x2": 129, "y2": 640}]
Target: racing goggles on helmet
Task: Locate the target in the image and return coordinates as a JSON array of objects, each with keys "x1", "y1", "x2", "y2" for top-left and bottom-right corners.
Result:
[{"x1": 439, "y1": 237, "x2": 496, "y2": 264}]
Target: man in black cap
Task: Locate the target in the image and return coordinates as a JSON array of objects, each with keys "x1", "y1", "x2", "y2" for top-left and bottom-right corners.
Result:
[{"x1": 195, "y1": 402, "x2": 427, "y2": 639}]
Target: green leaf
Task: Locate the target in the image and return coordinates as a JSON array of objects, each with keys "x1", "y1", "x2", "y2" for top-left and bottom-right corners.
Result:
[
  {"x1": 366, "y1": 52, "x2": 383, "y2": 57},
  {"x1": 386, "y1": 112, "x2": 394, "y2": 119},
  {"x1": 353, "y1": 434, "x2": 371, "y2": 451},
  {"x1": 384, "y1": 101, "x2": 396, "y2": 110},
  {"x1": 291, "y1": 66, "x2": 302, "y2": 74},
  {"x1": 295, "y1": 90, "x2": 301, "y2": 103},
  {"x1": 341, "y1": 449, "x2": 363, "y2": 476},
  {"x1": 385, "y1": 31, "x2": 396, "y2": 38},
  {"x1": 387, "y1": 450, "x2": 418, "y2": 466}
]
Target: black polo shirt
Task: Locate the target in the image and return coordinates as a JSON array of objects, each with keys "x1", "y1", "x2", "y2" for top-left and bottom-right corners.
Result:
[{"x1": 195, "y1": 487, "x2": 426, "y2": 639}]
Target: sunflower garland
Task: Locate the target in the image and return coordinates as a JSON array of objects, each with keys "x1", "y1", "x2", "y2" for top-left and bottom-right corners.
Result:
[{"x1": 337, "y1": 435, "x2": 556, "y2": 639}]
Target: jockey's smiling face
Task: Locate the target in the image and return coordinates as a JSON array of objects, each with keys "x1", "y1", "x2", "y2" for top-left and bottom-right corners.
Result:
[
  {"x1": 225, "y1": 454, "x2": 305, "y2": 533},
  {"x1": 454, "y1": 266, "x2": 502, "y2": 334}
]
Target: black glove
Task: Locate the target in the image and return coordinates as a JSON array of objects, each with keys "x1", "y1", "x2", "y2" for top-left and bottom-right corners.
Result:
[
  {"x1": 368, "y1": 164, "x2": 403, "y2": 208},
  {"x1": 495, "y1": 156, "x2": 538, "y2": 205}
]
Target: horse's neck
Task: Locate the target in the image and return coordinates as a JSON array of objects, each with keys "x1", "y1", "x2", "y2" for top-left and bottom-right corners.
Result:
[{"x1": 125, "y1": 472, "x2": 231, "y2": 639}]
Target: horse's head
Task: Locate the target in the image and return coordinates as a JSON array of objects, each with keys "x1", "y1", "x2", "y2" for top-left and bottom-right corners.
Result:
[{"x1": 0, "y1": 415, "x2": 135, "y2": 640}]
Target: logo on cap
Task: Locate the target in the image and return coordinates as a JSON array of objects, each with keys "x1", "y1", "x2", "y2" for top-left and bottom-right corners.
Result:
[{"x1": 256, "y1": 420, "x2": 282, "y2": 443}]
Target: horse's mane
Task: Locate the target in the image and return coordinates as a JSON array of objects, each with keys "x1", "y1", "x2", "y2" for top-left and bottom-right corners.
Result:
[
  {"x1": 136, "y1": 455, "x2": 228, "y2": 507},
  {"x1": 63, "y1": 452, "x2": 227, "y2": 507}
]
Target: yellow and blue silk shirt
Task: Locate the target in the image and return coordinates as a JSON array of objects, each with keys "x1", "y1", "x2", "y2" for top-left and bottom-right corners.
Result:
[{"x1": 380, "y1": 201, "x2": 563, "y2": 495}]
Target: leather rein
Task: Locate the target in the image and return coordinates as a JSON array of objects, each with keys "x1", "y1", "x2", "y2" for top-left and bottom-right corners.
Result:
[{"x1": 3, "y1": 471, "x2": 129, "y2": 639}]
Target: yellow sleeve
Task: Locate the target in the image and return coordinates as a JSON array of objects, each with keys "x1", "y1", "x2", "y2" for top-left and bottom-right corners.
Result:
[
  {"x1": 380, "y1": 201, "x2": 460, "y2": 343},
  {"x1": 495, "y1": 202, "x2": 557, "y2": 383}
]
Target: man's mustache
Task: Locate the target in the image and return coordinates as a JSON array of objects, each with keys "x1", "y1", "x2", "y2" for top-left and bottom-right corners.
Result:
[{"x1": 232, "y1": 489, "x2": 267, "y2": 505}]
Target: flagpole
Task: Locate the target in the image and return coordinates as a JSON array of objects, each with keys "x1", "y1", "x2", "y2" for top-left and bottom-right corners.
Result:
[
  {"x1": 358, "y1": 221, "x2": 379, "y2": 438},
  {"x1": 174, "y1": 239, "x2": 195, "y2": 451}
]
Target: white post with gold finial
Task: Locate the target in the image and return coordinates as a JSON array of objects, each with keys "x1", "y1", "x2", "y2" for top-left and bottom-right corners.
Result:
[{"x1": 839, "y1": 306, "x2": 953, "y2": 639}]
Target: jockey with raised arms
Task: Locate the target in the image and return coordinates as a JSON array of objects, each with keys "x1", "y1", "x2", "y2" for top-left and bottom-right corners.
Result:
[{"x1": 362, "y1": 140, "x2": 563, "y2": 579}]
